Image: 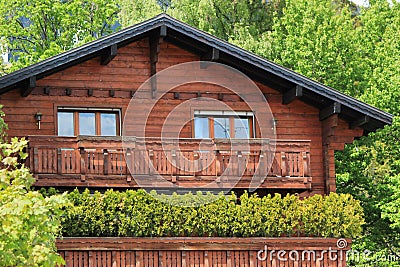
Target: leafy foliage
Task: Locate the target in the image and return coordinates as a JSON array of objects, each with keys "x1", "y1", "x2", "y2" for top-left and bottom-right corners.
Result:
[
  {"x1": 0, "y1": 111, "x2": 68, "y2": 266},
  {"x1": 0, "y1": 0, "x2": 120, "y2": 73},
  {"x1": 62, "y1": 189, "x2": 363, "y2": 238}
]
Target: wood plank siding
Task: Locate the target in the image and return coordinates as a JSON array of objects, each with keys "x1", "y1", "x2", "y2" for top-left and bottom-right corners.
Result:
[{"x1": 56, "y1": 237, "x2": 351, "y2": 267}]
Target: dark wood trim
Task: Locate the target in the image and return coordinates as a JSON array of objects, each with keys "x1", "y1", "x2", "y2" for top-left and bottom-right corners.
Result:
[
  {"x1": 66, "y1": 88, "x2": 72, "y2": 96},
  {"x1": 100, "y1": 44, "x2": 118, "y2": 65},
  {"x1": 350, "y1": 115, "x2": 370, "y2": 129},
  {"x1": 319, "y1": 102, "x2": 341, "y2": 121},
  {"x1": 20, "y1": 76, "x2": 36, "y2": 97},
  {"x1": 149, "y1": 29, "x2": 164, "y2": 99},
  {"x1": 44, "y1": 87, "x2": 50, "y2": 95},
  {"x1": 159, "y1": 25, "x2": 167, "y2": 38},
  {"x1": 282, "y1": 85, "x2": 303, "y2": 105},
  {"x1": 200, "y1": 48, "x2": 220, "y2": 68}
]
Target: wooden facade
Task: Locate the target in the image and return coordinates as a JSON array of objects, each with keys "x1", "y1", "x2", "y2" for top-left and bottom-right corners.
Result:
[{"x1": 56, "y1": 237, "x2": 351, "y2": 267}]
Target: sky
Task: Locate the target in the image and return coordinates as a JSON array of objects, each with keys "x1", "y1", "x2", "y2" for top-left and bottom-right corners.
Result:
[{"x1": 351, "y1": 0, "x2": 369, "y2": 6}]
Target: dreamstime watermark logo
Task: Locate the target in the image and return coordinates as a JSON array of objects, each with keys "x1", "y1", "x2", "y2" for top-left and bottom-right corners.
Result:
[
  {"x1": 257, "y1": 239, "x2": 350, "y2": 262},
  {"x1": 257, "y1": 238, "x2": 400, "y2": 263},
  {"x1": 122, "y1": 61, "x2": 276, "y2": 205}
]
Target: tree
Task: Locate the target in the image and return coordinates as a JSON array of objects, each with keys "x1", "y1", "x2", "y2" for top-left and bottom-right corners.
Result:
[
  {"x1": 0, "y1": 108, "x2": 68, "y2": 266},
  {"x1": 168, "y1": 0, "x2": 285, "y2": 41},
  {"x1": 356, "y1": 0, "x2": 400, "y2": 115},
  {"x1": 0, "y1": 0, "x2": 120, "y2": 73},
  {"x1": 118, "y1": 0, "x2": 162, "y2": 27},
  {"x1": 118, "y1": 0, "x2": 285, "y2": 42},
  {"x1": 335, "y1": 2, "x2": 400, "y2": 265},
  {"x1": 263, "y1": 0, "x2": 364, "y2": 96}
]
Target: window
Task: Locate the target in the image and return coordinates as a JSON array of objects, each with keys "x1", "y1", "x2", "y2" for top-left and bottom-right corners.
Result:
[
  {"x1": 57, "y1": 108, "x2": 120, "y2": 136},
  {"x1": 194, "y1": 111, "x2": 254, "y2": 139}
]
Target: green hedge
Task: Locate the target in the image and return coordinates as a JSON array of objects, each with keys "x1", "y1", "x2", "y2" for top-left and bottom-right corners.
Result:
[{"x1": 61, "y1": 189, "x2": 364, "y2": 238}]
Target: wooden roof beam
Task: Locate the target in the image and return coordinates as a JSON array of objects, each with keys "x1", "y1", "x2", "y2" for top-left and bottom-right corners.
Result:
[
  {"x1": 201, "y1": 48, "x2": 220, "y2": 62},
  {"x1": 200, "y1": 48, "x2": 220, "y2": 68},
  {"x1": 20, "y1": 76, "x2": 36, "y2": 97},
  {"x1": 149, "y1": 26, "x2": 167, "y2": 98},
  {"x1": 319, "y1": 102, "x2": 341, "y2": 121},
  {"x1": 282, "y1": 85, "x2": 303, "y2": 104},
  {"x1": 350, "y1": 115, "x2": 370, "y2": 129},
  {"x1": 149, "y1": 25, "x2": 168, "y2": 74},
  {"x1": 100, "y1": 44, "x2": 117, "y2": 65}
]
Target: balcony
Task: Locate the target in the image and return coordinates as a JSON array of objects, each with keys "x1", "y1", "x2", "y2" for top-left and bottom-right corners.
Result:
[{"x1": 27, "y1": 136, "x2": 312, "y2": 190}]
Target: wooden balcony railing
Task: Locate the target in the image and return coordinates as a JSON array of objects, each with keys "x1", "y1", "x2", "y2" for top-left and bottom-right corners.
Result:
[{"x1": 27, "y1": 136, "x2": 312, "y2": 189}]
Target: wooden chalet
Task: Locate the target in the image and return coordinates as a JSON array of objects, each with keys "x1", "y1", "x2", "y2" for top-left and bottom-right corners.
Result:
[
  {"x1": 0, "y1": 14, "x2": 393, "y2": 266},
  {"x1": 0, "y1": 14, "x2": 392, "y2": 196}
]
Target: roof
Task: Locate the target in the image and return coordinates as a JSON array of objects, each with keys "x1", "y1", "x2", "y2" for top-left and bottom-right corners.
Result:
[{"x1": 0, "y1": 14, "x2": 393, "y2": 133}]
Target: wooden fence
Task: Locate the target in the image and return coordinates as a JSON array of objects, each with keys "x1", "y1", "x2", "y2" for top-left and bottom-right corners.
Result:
[{"x1": 57, "y1": 237, "x2": 351, "y2": 266}]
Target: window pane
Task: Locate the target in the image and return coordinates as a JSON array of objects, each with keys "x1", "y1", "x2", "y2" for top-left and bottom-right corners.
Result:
[
  {"x1": 194, "y1": 117, "x2": 209, "y2": 138},
  {"x1": 100, "y1": 113, "x2": 117, "y2": 136},
  {"x1": 79, "y1": 113, "x2": 96, "y2": 135},
  {"x1": 58, "y1": 112, "x2": 74, "y2": 136},
  {"x1": 234, "y1": 118, "x2": 250, "y2": 138},
  {"x1": 214, "y1": 117, "x2": 230, "y2": 138}
]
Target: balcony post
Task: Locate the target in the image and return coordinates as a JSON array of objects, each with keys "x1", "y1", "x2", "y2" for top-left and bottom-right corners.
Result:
[
  {"x1": 215, "y1": 150, "x2": 221, "y2": 177},
  {"x1": 103, "y1": 149, "x2": 109, "y2": 175},
  {"x1": 79, "y1": 147, "x2": 86, "y2": 182},
  {"x1": 303, "y1": 152, "x2": 310, "y2": 177},
  {"x1": 33, "y1": 147, "x2": 39, "y2": 174},
  {"x1": 237, "y1": 150, "x2": 243, "y2": 177},
  {"x1": 148, "y1": 150, "x2": 154, "y2": 176},
  {"x1": 281, "y1": 152, "x2": 287, "y2": 177},
  {"x1": 57, "y1": 148, "x2": 62, "y2": 175},
  {"x1": 257, "y1": 150, "x2": 265, "y2": 180},
  {"x1": 125, "y1": 148, "x2": 132, "y2": 182}
]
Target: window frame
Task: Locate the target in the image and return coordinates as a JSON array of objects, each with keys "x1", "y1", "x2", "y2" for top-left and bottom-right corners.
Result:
[
  {"x1": 193, "y1": 111, "x2": 255, "y2": 139},
  {"x1": 57, "y1": 107, "x2": 121, "y2": 136}
]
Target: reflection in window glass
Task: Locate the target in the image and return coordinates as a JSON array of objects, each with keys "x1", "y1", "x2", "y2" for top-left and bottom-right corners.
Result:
[
  {"x1": 234, "y1": 118, "x2": 250, "y2": 138},
  {"x1": 58, "y1": 112, "x2": 74, "y2": 136},
  {"x1": 194, "y1": 117, "x2": 209, "y2": 138},
  {"x1": 79, "y1": 113, "x2": 96, "y2": 135},
  {"x1": 214, "y1": 117, "x2": 230, "y2": 138},
  {"x1": 101, "y1": 113, "x2": 117, "y2": 136}
]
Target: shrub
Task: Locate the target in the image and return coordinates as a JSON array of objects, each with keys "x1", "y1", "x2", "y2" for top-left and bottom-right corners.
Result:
[{"x1": 61, "y1": 189, "x2": 364, "y2": 238}]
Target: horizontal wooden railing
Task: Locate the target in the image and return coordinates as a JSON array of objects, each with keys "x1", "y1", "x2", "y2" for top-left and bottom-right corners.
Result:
[
  {"x1": 27, "y1": 136, "x2": 311, "y2": 188},
  {"x1": 56, "y1": 237, "x2": 351, "y2": 267}
]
